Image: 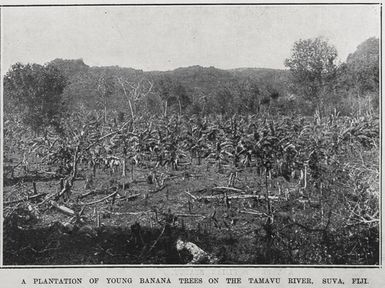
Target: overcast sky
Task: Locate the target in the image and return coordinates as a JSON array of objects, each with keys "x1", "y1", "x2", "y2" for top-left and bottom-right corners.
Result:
[{"x1": 1, "y1": 5, "x2": 380, "y2": 72}]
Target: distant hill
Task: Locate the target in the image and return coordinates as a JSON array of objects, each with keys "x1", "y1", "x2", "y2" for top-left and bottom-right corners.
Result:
[
  {"x1": 6, "y1": 36, "x2": 377, "y2": 117},
  {"x1": 50, "y1": 59, "x2": 288, "y2": 91},
  {"x1": 229, "y1": 67, "x2": 288, "y2": 78},
  {"x1": 47, "y1": 59, "x2": 290, "y2": 112},
  {"x1": 149, "y1": 65, "x2": 289, "y2": 96},
  {"x1": 149, "y1": 65, "x2": 240, "y2": 95}
]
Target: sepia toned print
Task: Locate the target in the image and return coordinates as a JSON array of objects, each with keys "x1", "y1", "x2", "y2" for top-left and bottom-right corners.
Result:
[{"x1": 2, "y1": 4, "x2": 380, "y2": 266}]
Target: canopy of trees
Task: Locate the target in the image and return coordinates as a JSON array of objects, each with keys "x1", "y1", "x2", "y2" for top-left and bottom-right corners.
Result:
[
  {"x1": 4, "y1": 63, "x2": 67, "y2": 133},
  {"x1": 345, "y1": 37, "x2": 379, "y2": 96},
  {"x1": 284, "y1": 37, "x2": 338, "y2": 103},
  {"x1": 3, "y1": 36, "x2": 379, "y2": 124},
  {"x1": 285, "y1": 37, "x2": 379, "y2": 115}
]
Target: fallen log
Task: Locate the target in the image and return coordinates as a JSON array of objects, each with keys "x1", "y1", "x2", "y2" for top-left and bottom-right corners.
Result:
[
  {"x1": 4, "y1": 193, "x2": 47, "y2": 206},
  {"x1": 228, "y1": 194, "x2": 280, "y2": 200},
  {"x1": 212, "y1": 186, "x2": 244, "y2": 193},
  {"x1": 50, "y1": 201, "x2": 75, "y2": 216},
  {"x1": 192, "y1": 194, "x2": 280, "y2": 201}
]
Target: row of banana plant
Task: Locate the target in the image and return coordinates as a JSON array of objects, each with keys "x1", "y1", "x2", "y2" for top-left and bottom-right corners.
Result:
[
  {"x1": 4, "y1": 110, "x2": 379, "y2": 231},
  {"x1": 5, "y1": 110, "x2": 379, "y2": 195}
]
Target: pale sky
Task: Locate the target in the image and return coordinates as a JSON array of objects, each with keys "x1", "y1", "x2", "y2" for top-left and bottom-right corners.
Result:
[{"x1": 1, "y1": 5, "x2": 380, "y2": 72}]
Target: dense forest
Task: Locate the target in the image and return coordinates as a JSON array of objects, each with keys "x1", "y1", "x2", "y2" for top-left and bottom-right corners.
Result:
[{"x1": 4, "y1": 37, "x2": 379, "y2": 131}]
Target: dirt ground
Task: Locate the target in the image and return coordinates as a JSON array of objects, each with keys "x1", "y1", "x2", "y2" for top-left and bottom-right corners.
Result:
[
  {"x1": 3, "y1": 160, "x2": 379, "y2": 265},
  {"x1": 3, "y1": 160, "x2": 293, "y2": 265}
]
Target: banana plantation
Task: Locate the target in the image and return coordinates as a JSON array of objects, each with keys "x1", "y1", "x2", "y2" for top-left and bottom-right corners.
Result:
[{"x1": 3, "y1": 110, "x2": 379, "y2": 265}]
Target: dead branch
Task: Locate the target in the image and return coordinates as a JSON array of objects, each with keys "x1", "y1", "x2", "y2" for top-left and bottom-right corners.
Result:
[
  {"x1": 185, "y1": 191, "x2": 198, "y2": 200},
  {"x1": 175, "y1": 213, "x2": 206, "y2": 218},
  {"x1": 149, "y1": 184, "x2": 168, "y2": 194},
  {"x1": 239, "y1": 209, "x2": 268, "y2": 217},
  {"x1": 101, "y1": 210, "x2": 151, "y2": 216},
  {"x1": 55, "y1": 176, "x2": 73, "y2": 201},
  {"x1": 80, "y1": 190, "x2": 118, "y2": 206},
  {"x1": 115, "y1": 193, "x2": 141, "y2": 202},
  {"x1": 4, "y1": 161, "x2": 23, "y2": 177},
  {"x1": 145, "y1": 225, "x2": 167, "y2": 255},
  {"x1": 18, "y1": 241, "x2": 60, "y2": 255},
  {"x1": 72, "y1": 144, "x2": 80, "y2": 179},
  {"x1": 38, "y1": 192, "x2": 58, "y2": 205},
  {"x1": 78, "y1": 190, "x2": 96, "y2": 199},
  {"x1": 79, "y1": 206, "x2": 86, "y2": 216},
  {"x1": 345, "y1": 219, "x2": 379, "y2": 228}
]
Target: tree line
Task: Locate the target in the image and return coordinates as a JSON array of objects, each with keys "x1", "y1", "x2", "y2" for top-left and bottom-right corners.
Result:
[{"x1": 3, "y1": 37, "x2": 379, "y2": 133}]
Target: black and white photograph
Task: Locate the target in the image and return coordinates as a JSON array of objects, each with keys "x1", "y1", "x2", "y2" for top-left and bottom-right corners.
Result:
[{"x1": 1, "y1": 3, "x2": 380, "y2": 268}]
